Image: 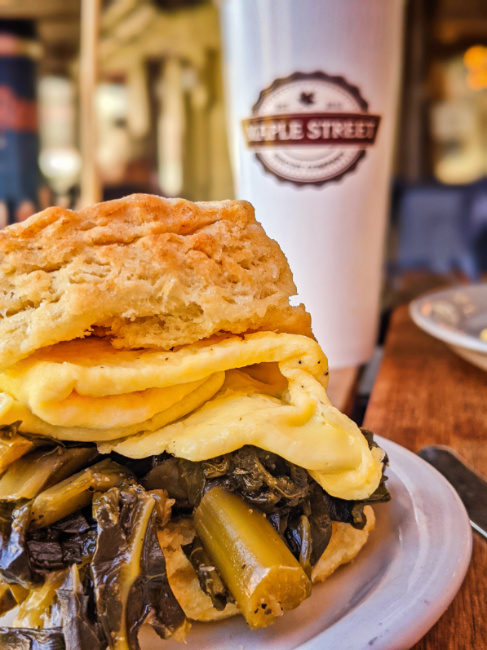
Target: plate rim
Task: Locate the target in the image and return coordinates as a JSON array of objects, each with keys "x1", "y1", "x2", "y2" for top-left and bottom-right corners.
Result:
[
  {"x1": 298, "y1": 435, "x2": 473, "y2": 650},
  {"x1": 409, "y1": 283, "x2": 487, "y2": 354}
]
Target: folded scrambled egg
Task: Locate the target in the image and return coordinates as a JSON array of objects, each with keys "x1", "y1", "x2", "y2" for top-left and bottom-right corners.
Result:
[{"x1": 0, "y1": 332, "x2": 383, "y2": 500}]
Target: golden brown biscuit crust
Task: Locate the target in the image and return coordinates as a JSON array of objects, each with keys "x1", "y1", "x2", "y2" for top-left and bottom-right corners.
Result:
[
  {"x1": 0, "y1": 194, "x2": 311, "y2": 368},
  {"x1": 311, "y1": 505, "x2": 375, "y2": 583}
]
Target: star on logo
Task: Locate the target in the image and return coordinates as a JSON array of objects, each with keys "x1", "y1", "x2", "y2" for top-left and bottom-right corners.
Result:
[{"x1": 299, "y1": 91, "x2": 315, "y2": 105}]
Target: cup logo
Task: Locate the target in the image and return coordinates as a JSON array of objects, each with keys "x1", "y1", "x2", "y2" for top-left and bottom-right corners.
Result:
[{"x1": 242, "y1": 71, "x2": 380, "y2": 186}]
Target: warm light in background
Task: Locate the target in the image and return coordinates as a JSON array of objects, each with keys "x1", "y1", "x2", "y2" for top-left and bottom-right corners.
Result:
[
  {"x1": 429, "y1": 44, "x2": 487, "y2": 186},
  {"x1": 464, "y1": 45, "x2": 487, "y2": 90}
]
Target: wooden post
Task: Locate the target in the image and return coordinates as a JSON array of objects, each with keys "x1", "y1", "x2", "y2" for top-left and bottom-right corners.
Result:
[{"x1": 79, "y1": 0, "x2": 101, "y2": 207}]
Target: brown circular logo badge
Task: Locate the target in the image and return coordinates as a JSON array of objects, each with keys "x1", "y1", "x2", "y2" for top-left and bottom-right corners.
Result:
[{"x1": 242, "y1": 71, "x2": 381, "y2": 187}]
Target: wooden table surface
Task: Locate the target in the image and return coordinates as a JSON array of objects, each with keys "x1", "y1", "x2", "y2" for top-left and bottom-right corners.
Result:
[
  {"x1": 362, "y1": 305, "x2": 487, "y2": 649},
  {"x1": 327, "y1": 365, "x2": 359, "y2": 413}
]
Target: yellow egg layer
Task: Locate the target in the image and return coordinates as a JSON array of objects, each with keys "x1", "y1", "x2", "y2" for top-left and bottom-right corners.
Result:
[
  {"x1": 0, "y1": 332, "x2": 383, "y2": 500},
  {"x1": 0, "y1": 373, "x2": 225, "y2": 442}
]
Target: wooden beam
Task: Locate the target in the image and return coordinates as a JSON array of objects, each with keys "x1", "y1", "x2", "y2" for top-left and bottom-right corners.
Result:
[
  {"x1": 0, "y1": 0, "x2": 80, "y2": 19},
  {"x1": 79, "y1": 0, "x2": 101, "y2": 208}
]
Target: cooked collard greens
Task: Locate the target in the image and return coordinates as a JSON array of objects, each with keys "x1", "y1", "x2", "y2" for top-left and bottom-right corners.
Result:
[{"x1": 0, "y1": 424, "x2": 390, "y2": 648}]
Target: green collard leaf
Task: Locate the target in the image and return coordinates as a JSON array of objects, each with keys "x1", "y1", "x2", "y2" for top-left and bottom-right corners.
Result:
[
  {"x1": 26, "y1": 512, "x2": 97, "y2": 574},
  {"x1": 91, "y1": 484, "x2": 185, "y2": 650},
  {"x1": 0, "y1": 628, "x2": 65, "y2": 650},
  {"x1": 0, "y1": 500, "x2": 41, "y2": 588},
  {"x1": 56, "y1": 565, "x2": 105, "y2": 650},
  {"x1": 140, "y1": 437, "x2": 389, "y2": 569}
]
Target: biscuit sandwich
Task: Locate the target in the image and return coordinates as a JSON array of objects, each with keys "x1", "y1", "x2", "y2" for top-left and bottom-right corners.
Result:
[{"x1": 0, "y1": 194, "x2": 390, "y2": 647}]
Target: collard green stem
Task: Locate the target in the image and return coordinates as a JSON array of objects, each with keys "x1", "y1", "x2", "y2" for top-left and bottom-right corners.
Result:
[
  {"x1": 0, "y1": 447, "x2": 98, "y2": 501},
  {"x1": 30, "y1": 459, "x2": 131, "y2": 529},
  {"x1": 194, "y1": 487, "x2": 311, "y2": 629},
  {"x1": 0, "y1": 423, "x2": 35, "y2": 475}
]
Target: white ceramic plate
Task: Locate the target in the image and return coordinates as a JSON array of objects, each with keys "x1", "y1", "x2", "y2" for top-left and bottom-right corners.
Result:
[
  {"x1": 140, "y1": 436, "x2": 473, "y2": 650},
  {"x1": 1, "y1": 437, "x2": 472, "y2": 650},
  {"x1": 409, "y1": 284, "x2": 487, "y2": 371}
]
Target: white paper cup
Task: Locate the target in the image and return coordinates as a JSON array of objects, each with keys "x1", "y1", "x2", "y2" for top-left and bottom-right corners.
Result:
[{"x1": 219, "y1": 0, "x2": 405, "y2": 368}]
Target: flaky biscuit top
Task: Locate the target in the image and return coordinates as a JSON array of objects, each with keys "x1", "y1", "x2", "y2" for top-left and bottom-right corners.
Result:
[{"x1": 0, "y1": 194, "x2": 311, "y2": 368}]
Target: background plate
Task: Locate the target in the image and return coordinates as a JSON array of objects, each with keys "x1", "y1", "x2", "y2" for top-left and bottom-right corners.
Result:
[{"x1": 410, "y1": 284, "x2": 487, "y2": 370}]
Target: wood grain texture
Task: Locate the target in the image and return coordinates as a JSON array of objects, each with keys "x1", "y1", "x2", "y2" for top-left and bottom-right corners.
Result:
[
  {"x1": 327, "y1": 366, "x2": 359, "y2": 413},
  {"x1": 363, "y1": 305, "x2": 487, "y2": 650}
]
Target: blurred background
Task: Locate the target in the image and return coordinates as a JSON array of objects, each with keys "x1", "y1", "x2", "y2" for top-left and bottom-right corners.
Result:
[{"x1": 0, "y1": 0, "x2": 487, "y2": 306}]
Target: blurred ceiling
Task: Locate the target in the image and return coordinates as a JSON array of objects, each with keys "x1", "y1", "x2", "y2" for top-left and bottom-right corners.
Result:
[
  {"x1": 0, "y1": 0, "x2": 79, "y2": 19},
  {"x1": 435, "y1": 0, "x2": 487, "y2": 44},
  {"x1": 0, "y1": 0, "x2": 80, "y2": 73}
]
